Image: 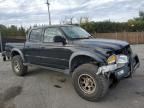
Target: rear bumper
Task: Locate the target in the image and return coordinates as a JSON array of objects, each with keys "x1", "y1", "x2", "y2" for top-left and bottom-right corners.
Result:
[
  {"x1": 1, "y1": 51, "x2": 6, "y2": 56},
  {"x1": 97, "y1": 54, "x2": 140, "y2": 80},
  {"x1": 2, "y1": 51, "x2": 11, "y2": 57}
]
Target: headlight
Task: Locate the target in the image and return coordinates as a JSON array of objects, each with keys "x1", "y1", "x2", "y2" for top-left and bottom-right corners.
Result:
[
  {"x1": 117, "y1": 55, "x2": 128, "y2": 64},
  {"x1": 107, "y1": 54, "x2": 128, "y2": 65},
  {"x1": 107, "y1": 54, "x2": 117, "y2": 64}
]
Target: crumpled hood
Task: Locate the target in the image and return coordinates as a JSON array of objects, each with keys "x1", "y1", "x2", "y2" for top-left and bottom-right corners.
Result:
[{"x1": 73, "y1": 38, "x2": 129, "y2": 56}]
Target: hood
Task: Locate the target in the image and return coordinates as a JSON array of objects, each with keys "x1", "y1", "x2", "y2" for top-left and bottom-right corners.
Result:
[{"x1": 73, "y1": 38, "x2": 129, "y2": 55}]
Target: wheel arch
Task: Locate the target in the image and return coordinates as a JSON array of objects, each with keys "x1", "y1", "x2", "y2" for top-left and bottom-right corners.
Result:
[
  {"x1": 11, "y1": 48, "x2": 25, "y2": 62},
  {"x1": 69, "y1": 51, "x2": 105, "y2": 74}
]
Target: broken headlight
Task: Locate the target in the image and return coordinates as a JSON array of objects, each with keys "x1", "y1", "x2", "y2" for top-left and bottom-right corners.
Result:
[
  {"x1": 107, "y1": 54, "x2": 117, "y2": 64},
  {"x1": 107, "y1": 54, "x2": 128, "y2": 65}
]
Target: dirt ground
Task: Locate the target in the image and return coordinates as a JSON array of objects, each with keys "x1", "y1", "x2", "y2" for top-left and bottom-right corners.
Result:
[{"x1": 0, "y1": 45, "x2": 144, "y2": 108}]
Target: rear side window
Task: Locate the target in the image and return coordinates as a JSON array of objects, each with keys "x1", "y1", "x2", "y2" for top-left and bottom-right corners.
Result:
[{"x1": 29, "y1": 29, "x2": 42, "y2": 42}]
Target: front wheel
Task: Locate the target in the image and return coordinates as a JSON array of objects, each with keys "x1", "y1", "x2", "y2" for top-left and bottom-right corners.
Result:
[
  {"x1": 11, "y1": 55, "x2": 28, "y2": 76},
  {"x1": 72, "y1": 63, "x2": 109, "y2": 101}
]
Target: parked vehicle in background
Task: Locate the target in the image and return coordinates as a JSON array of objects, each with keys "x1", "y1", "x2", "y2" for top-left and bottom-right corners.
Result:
[{"x1": 1, "y1": 25, "x2": 140, "y2": 101}]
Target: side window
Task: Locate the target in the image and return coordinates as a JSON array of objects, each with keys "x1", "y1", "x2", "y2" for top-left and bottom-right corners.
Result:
[
  {"x1": 44, "y1": 28, "x2": 63, "y2": 42},
  {"x1": 29, "y1": 29, "x2": 42, "y2": 42}
]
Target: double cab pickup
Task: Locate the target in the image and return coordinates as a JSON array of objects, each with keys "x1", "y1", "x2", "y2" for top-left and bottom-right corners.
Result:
[{"x1": 2, "y1": 25, "x2": 140, "y2": 101}]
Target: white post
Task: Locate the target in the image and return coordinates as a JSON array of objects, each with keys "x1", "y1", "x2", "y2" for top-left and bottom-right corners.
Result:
[
  {"x1": 137, "y1": 31, "x2": 139, "y2": 44},
  {"x1": 46, "y1": 0, "x2": 51, "y2": 25},
  {"x1": 115, "y1": 32, "x2": 118, "y2": 40}
]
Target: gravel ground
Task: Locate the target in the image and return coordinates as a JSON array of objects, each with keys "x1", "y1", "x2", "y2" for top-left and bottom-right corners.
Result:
[{"x1": 0, "y1": 45, "x2": 144, "y2": 108}]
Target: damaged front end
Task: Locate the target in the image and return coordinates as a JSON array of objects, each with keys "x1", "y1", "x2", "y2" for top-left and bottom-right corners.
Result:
[{"x1": 97, "y1": 50, "x2": 140, "y2": 80}]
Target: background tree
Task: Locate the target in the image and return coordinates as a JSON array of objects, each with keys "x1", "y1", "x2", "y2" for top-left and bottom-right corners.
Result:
[
  {"x1": 0, "y1": 11, "x2": 144, "y2": 38},
  {"x1": 0, "y1": 24, "x2": 26, "y2": 38}
]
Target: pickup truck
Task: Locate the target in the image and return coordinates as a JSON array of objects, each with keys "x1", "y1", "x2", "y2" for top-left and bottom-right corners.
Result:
[{"x1": 1, "y1": 25, "x2": 140, "y2": 101}]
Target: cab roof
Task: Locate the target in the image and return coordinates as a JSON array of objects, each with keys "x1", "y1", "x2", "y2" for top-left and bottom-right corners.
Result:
[{"x1": 32, "y1": 24, "x2": 79, "y2": 29}]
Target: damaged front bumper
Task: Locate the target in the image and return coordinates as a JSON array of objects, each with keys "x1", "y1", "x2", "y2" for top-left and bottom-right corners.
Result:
[{"x1": 97, "y1": 54, "x2": 140, "y2": 80}]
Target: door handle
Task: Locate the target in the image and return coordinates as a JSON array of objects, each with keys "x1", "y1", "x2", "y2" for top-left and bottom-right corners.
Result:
[
  {"x1": 26, "y1": 46, "x2": 30, "y2": 48},
  {"x1": 40, "y1": 46, "x2": 45, "y2": 49}
]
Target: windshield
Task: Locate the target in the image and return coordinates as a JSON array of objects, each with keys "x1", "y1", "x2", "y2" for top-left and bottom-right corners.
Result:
[{"x1": 61, "y1": 26, "x2": 91, "y2": 39}]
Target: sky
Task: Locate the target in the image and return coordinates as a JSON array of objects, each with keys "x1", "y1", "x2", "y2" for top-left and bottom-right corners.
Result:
[{"x1": 0, "y1": 0, "x2": 144, "y2": 27}]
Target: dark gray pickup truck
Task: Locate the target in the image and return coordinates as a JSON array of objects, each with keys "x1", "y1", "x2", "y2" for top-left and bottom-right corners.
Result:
[{"x1": 1, "y1": 25, "x2": 140, "y2": 101}]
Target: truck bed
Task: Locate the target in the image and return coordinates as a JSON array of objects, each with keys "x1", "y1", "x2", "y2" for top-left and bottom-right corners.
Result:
[
  {"x1": 5, "y1": 43, "x2": 25, "y2": 50},
  {"x1": 0, "y1": 38, "x2": 25, "y2": 52},
  {"x1": 0, "y1": 37, "x2": 25, "y2": 60}
]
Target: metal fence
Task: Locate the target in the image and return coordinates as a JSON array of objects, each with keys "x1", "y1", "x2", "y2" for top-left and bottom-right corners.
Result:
[{"x1": 94, "y1": 32, "x2": 144, "y2": 44}]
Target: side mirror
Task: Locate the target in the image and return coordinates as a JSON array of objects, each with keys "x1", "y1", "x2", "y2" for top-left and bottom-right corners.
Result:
[{"x1": 53, "y1": 36, "x2": 66, "y2": 45}]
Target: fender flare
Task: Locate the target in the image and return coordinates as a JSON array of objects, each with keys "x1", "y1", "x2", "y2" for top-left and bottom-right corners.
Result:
[
  {"x1": 11, "y1": 48, "x2": 25, "y2": 62},
  {"x1": 69, "y1": 51, "x2": 105, "y2": 71}
]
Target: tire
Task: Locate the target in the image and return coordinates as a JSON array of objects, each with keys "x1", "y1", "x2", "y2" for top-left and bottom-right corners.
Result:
[
  {"x1": 109, "y1": 78, "x2": 119, "y2": 88},
  {"x1": 72, "y1": 63, "x2": 109, "y2": 101},
  {"x1": 124, "y1": 72, "x2": 131, "y2": 78},
  {"x1": 11, "y1": 55, "x2": 28, "y2": 76},
  {"x1": 3, "y1": 56, "x2": 6, "y2": 61},
  {"x1": 7, "y1": 56, "x2": 10, "y2": 60}
]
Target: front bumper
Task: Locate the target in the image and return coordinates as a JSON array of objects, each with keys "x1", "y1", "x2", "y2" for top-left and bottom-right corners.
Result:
[{"x1": 97, "y1": 54, "x2": 140, "y2": 80}]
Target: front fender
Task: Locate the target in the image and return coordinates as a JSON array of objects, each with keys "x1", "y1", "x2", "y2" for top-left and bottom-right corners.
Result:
[
  {"x1": 69, "y1": 51, "x2": 106, "y2": 70},
  {"x1": 11, "y1": 48, "x2": 25, "y2": 62}
]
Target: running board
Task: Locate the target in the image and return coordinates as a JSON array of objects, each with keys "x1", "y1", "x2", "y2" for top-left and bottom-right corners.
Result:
[{"x1": 23, "y1": 63, "x2": 70, "y2": 75}]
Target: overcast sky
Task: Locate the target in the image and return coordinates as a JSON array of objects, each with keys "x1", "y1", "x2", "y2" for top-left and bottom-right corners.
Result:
[{"x1": 0, "y1": 0, "x2": 144, "y2": 27}]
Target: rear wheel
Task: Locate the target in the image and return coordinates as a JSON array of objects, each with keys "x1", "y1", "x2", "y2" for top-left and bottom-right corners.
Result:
[
  {"x1": 11, "y1": 55, "x2": 27, "y2": 76},
  {"x1": 72, "y1": 63, "x2": 109, "y2": 101},
  {"x1": 7, "y1": 56, "x2": 10, "y2": 60},
  {"x1": 3, "y1": 56, "x2": 6, "y2": 61}
]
